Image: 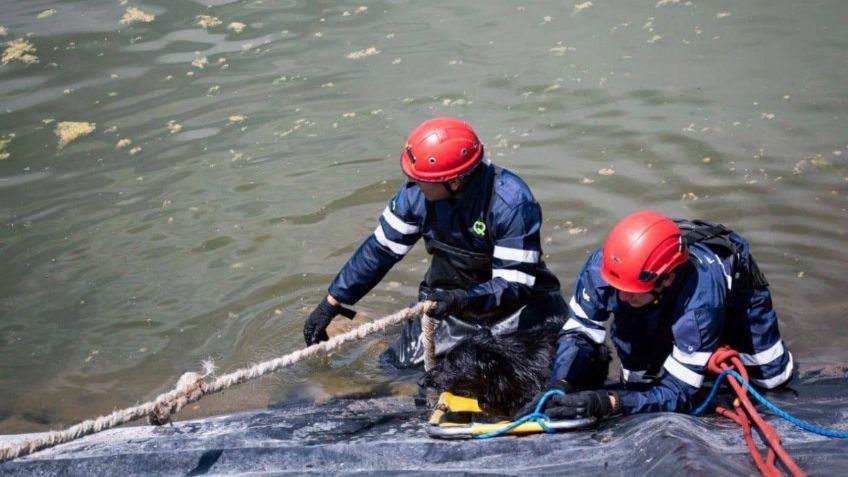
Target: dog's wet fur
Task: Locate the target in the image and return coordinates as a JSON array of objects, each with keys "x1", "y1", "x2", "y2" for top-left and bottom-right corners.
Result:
[{"x1": 421, "y1": 327, "x2": 609, "y2": 417}]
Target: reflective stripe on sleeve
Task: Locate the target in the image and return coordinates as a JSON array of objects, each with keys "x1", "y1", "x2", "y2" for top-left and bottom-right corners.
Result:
[
  {"x1": 663, "y1": 355, "x2": 705, "y2": 388},
  {"x1": 493, "y1": 245, "x2": 540, "y2": 263},
  {"x1": 568, "y1": 296, "x2": 590, "y2": 320},
  {"x1": 373, "y1": 226, "x2": 412, "y2": 255},
  {"x1": 750, "y1": 351, "x2": 794, "y2": 389},
  {"x1": 671, "y1": 347, "x2": 712, "y2": 366},
  {"x1": 381, "y1": 206, "x2": 420, "y2": 235},
  {"x1": 562, "y1": 318, "x2": 606, "y2": 344},
  {"x1": 621, "y1": 367, "x2": 662, "y2": 384},
  {"x1": 492, "y1": 268, "x2": 536, "y2": 286},
  {"x1": 740, "y1": 340, "x2": 785, "y2": 367}
]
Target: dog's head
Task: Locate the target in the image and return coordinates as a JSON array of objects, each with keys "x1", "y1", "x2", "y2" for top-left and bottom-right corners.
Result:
[{"x1": 421, "y1": 328, "x2": 555, "y2": 416}]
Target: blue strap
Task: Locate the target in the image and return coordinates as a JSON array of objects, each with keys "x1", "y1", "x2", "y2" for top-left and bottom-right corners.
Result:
[
  {"x1": 473, "y1": 389, "x2": 565, "y2": 439},
  {"x1": 692, "y1": 369, "x2": 848, "y2": 439}
]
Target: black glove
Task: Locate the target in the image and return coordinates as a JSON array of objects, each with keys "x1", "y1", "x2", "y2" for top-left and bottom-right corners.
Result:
[
  {"x1": 515, "y1": 380, "x2": 574, "y2": 418},
  {"x1": 424, "y1": 289, "x2": 468, "y2": 319},
  {"x1": 545, "y1": 390, "x2": 621, "y2": 420},
  {"x1": 303, "y1": 297, "x2": 356, "y2": 346}
]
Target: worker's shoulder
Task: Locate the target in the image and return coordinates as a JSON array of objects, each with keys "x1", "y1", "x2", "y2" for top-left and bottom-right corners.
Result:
[{"x1": 493, "y1": 168, "x2": 536, "y2": 208}]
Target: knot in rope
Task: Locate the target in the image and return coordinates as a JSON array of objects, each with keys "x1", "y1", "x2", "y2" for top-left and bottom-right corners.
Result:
[
  {"x1": 707, "y1": 345, "x2": 749, "y2": 382},
  {"x1": 421, "y1": 300, "x2": 437, "y2": 315},
  {"x1": 148, "y1": 372, "x2": 209, "y2": 425}
]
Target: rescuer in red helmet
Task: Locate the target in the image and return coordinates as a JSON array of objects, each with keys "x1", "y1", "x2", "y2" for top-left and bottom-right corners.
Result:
[
  {"x1": 304, "y1": 117, "x2": 566, "y2": 368},
  {"x1": 520, "y1": 210, "x2": 793, "y2": 420}
]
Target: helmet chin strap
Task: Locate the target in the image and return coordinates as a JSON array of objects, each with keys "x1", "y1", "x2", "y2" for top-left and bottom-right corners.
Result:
[
  {"x1": 441, "y1": 181, "x2": 460, "y2": 198},
  {"x1": 647, "y1": 272, "x2": 675, "y2": 304},
  {"x1": 440, "y1": 161, "x2": 483, "y2": 198},
  {"x1": 648, "y1": 289, "x2": 662, "y2": 305}
]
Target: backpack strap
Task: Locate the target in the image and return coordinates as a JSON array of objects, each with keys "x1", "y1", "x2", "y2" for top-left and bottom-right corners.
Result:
[
  {"x1": 677, "y1": 219, "x2": 736, "y2": 257},
  {"x1": 675, "y1": 219, "x2": 769, "y2": 289}
]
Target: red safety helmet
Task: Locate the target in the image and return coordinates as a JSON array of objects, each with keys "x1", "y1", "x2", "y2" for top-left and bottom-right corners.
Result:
[
  {"x1": 400, "y1": 117, "x2": 484, "y2": 182},
  {"x1": 601, "y1": 210, "x2": 690, "y2": 293}
]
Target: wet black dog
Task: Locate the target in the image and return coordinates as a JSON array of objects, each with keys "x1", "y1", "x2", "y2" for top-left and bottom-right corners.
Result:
[{"x1": 420, "y1": 327, "x2": 609, "y2": 417}]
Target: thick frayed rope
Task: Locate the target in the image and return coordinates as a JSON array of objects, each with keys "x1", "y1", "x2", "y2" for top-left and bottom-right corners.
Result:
[
  {"x1": 0, "y1": 301, "x2": 434, "y2": 463},
  {"x1": 421, "y1": 314, "x2": 437, "y2": 372}
]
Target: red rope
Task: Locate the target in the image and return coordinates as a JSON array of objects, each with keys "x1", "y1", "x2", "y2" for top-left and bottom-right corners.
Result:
[{"x1": 706, "y1": 346, "x2": 805, "y2": 477}]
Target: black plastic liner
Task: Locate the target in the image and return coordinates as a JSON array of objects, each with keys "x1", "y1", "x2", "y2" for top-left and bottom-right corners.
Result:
[{"x1": 1, "y1": 369, "x2": 846, "y2": 476}]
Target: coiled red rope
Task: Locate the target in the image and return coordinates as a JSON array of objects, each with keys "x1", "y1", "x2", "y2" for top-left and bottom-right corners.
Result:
[{"x1": 706, "y1": 346, "x2": 804, "y2": 477}]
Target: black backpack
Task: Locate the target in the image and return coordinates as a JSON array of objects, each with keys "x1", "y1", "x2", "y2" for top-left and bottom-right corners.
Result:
[{"x1": 674, "y1": 219, "x2": 768, "y2": 289}]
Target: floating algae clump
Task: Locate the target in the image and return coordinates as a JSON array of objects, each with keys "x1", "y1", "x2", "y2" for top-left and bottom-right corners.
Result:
[
  {"x1": 197, "y1": 15, "x2": 222, "y2": 29},
  {"x1": 0, "y1": 133, "x2": 14, "y2": 160},
  {"x1": 55, "y1": 121, "x2": 96, "y2": 149},
  {"x1": 346, "y1": 47, "x2": 380, "y2": 59},
  {"x1": 572, "y1": 2, "x2": 594, "y2": 17},
  {"x1": 191, "y1": 56, "x2": 208, "y2": 69},
  {"x1": 2, "y1": 38, "x2": 38, "y2": 65},
  {"x1": 227, "y1": 22, "x2": 246, "y2": 33},
  {"x1": 120, "y1": 7, "x2": 155, "y2": 26}
]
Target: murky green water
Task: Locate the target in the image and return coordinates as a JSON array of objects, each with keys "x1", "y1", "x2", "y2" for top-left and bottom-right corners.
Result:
[{"x1": 0, "y1": 0, "x2": 846, "y2": 433}]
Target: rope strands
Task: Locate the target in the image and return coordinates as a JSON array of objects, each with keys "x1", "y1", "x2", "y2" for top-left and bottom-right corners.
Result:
[
  {"x1": 0, "y1": 301, "x2": 434, "y2": 463},
  {"x1": 420, "y1": 313, "x2": 440, "y2": 407},
  {"x1": 421, "y1": 314, "x2": 437, "y2": 372}
]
